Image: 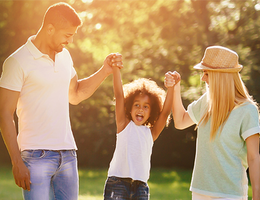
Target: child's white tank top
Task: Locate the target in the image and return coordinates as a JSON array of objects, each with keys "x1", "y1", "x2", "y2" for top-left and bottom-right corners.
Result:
[{"x1": 108, "y1": 120, "x2": 154, "y2": 183}]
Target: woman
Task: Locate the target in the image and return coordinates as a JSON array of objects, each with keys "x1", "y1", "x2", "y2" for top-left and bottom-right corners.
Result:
[{"x1": 166, "y1": 46, "x2": 260, "y2": 200}]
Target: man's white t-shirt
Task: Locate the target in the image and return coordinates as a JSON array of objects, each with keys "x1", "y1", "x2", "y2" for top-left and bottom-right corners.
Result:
[{"x1": 0, "y1": 36, "x2": 77, "y2": 151}]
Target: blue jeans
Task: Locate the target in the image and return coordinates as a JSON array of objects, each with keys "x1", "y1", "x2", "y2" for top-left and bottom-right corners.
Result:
[
  {"x1": 21, "y1": 150, "x2": 78, "y2": 200},
  {"x1": 104, "y1": 176, "x2": 149, "y2": 200}
]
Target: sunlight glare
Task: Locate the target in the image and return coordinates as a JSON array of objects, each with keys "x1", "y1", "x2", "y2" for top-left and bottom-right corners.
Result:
[
  {"x1": 87, "y1": 13, "x2": 93, "y2": 19},
  {"x1": 79, "y1": 11, "x2": 87, "y2": 18},
  {"x1": 81, "y1": 0, "x2": 93, "y2": 3},
  {"x1": 95, "y1": 23, "x2": 102, "y2": 30},
  {"x1": 78, "y1": 11, "x2": 93, "y2": 20},
  {"x1": 255, "y1": 3, "x2": 260, "y2": 11}
]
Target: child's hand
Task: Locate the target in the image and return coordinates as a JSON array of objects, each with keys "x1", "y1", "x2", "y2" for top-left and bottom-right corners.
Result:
[
  {"x1": 164, "y1": 71, "x2": 175, "y2": 88},
  {"x1": 164, "y1": 71, "x2": 181, "y2": 88}
]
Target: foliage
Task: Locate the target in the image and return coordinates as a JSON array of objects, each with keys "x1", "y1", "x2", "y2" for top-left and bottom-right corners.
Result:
[{"x1": 0, "y1": 0, "x2": 260, "y2": 169}]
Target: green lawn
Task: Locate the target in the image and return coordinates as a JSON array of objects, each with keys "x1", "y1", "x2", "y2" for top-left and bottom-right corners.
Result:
[
  {"x1": 77, "y1": 168, "x2": 193, "y2": 200},
  {"x1": 0, "y1": 166, "x2": 252, "y2": 200}
]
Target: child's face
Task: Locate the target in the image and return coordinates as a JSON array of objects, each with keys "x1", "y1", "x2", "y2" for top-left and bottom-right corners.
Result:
[{"x1": 131, "y1": 94, "x2": 151, "y2": 126}]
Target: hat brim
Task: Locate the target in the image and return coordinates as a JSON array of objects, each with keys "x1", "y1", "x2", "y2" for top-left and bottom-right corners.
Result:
[{"x1": 194, "y1": 63, "x2": 243, "y2": 73}]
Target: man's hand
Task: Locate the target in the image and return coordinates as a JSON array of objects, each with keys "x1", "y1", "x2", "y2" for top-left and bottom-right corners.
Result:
[
  {"x1": 104, "y1": 53, "x2": 123, "y2": 75},
  {"x1": 12, "y1": 161, "x2": 31, "y2": 191}
]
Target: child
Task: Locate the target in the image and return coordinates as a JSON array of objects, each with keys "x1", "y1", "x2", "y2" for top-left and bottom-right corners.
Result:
[{"x1": 103, "y1": 56, "x2": 176, "y2": 200}]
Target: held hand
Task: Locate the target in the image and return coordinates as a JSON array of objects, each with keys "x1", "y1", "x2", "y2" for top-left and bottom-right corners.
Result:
[
  {"x1": 12, "y1": 161, "x2": 31, "y2": 191},
  {"x1": 104, "y1": 53, "x2": 123, "y2": 75},
  {"x1": 164, "y1": 71, "x2": 175, "y2": 88},
  {"x1": 172, "y1": 71, "x2": 181, "y2": 85},
  {"x1": 164, "y1": 71, "x2": 181, "y2": 88},
  {"x1": 110, "y1": 53, "x2": 123, "y2": 69}
]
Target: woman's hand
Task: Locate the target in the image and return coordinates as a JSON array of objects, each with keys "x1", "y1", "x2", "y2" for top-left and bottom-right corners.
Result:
[{"x1": 164, "y1": 71, "x2": 181, "y2": 88}]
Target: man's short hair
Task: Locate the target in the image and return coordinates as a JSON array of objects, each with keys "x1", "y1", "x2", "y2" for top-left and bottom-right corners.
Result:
[{"x1": 43, "y1": 2, "x2": 82, "y2": 29}]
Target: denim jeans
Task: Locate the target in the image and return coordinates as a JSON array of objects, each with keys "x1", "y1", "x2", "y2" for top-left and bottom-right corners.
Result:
[
  {"x1": 104, "y1": 176, "x2": 149, "y2": 200},
  {"x1": 21, "y1": 150, "x2": 78, "y2": 200}
]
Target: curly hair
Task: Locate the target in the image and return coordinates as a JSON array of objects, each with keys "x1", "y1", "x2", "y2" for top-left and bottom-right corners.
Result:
[{"x1": 123, "y1": 78, "x2": 168, "y2": 127}]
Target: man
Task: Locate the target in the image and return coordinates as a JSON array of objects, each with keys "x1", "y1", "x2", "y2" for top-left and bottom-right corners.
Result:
[{"x1": 0, "y1": 2, "x2": 122, "y2": 200}]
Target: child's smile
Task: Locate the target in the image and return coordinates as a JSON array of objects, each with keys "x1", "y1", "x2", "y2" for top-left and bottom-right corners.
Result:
[
  {"x1": 136, "y1": 113, "x2": 144, "y2": 122},
  {"x1": 131, "y1": 94, "x2": 151, "y2": 126}
]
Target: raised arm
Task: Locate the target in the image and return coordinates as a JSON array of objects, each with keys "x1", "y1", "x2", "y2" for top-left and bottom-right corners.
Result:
[
  {"x1": 69, "y1": 53, "x2": 123, "y2": 105},
  {"x1": 112, "y1": 58, "x2": 128, "y2": 133},
  {"x1": 0, "y1": 88, "x2": 31, "y2": 191},
  {"x1": 169, "y1": 71, "x2": 194, "y2": 130},
  {"x1": 246, "y1": 134, "x2": 260, "y2": 200},
  {"x1": 151, "y1": 72, "x2": 175, "y2": 141}
]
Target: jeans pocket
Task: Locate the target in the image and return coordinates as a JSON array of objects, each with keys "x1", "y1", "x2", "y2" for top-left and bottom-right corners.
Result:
[
  {"x1": 21, "y1": 150, "x2": 46, "y2": 163},
  {"x1": 104, "y1": 177, "x2": 127, "y2": 199},
  {"x1": 136, "y1": 182, "x2": 149, "y2": 198},
  {"x1": 70, "y1": 150, "x2": 77, "y2": 157},
  {"x1": 106, "y1": 176, "x2": 121, "y2": 184}
]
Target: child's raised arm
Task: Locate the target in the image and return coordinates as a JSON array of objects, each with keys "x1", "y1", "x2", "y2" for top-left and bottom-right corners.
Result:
[
  {"x1": 111, "y1": 55, "x2": 128, "y2": 133},
  {"x1": 151, "y1": 72, "x2": 175, "y2": 141}
]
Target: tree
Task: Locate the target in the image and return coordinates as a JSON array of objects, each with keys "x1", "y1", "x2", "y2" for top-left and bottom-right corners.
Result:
[{"x1": 0, "y1": 0, "x2": 259, "y2": 168}]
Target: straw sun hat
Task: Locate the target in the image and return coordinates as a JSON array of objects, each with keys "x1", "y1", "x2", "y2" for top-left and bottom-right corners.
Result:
[{"x1": 194, "y1": 46, "x2": 243, "y2": 72}]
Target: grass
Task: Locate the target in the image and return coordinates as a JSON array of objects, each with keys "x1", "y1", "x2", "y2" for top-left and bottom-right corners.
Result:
[
  {"x1": 77, "y1": 168, "x2": 193, "y2": 200},
  {"x1": 0, "y1": 166, "x2": 252, "y2": 200}
]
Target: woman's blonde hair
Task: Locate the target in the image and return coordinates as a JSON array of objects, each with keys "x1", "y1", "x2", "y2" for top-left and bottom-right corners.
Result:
[{"x1": 197, "y1": 71, "x2": 258, "y2": 140}]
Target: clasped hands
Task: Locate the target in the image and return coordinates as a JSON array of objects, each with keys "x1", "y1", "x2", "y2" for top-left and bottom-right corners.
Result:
[
  {"x1": 106, "y1": 53, "x2": 181, "y2": 90},
  {"x1": 164, "y1": 71, "x2": 181, "y2": 88},
  {"x1": 107, "y1": 53, "x2": 123, "y2": 69}
]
